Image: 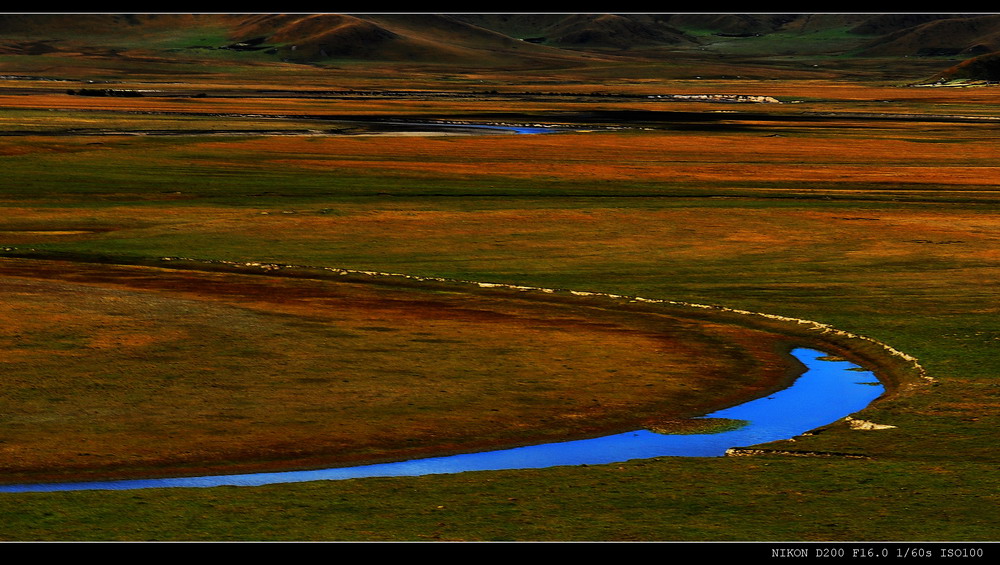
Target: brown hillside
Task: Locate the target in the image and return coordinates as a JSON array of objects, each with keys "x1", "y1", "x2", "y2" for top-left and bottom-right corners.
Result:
[
  {"x1": 857, "y1": 14, "x2": 1000, "y2": 56},
  {"x1": 361, "y1": 14, "x2": 527, "y2": 48},
  {"x1": 848, "y1": 14, "x2": 956, "y2": 35},
  {"x1": 447, "y1": 14, "x2": 572, "y2": 39},
  {"x1": 929, "y1": 50, "x2": 1000, "y2": 81},
  {"x1": 6, "y1": 12, "x2": 1000, "y2": 75},
  {"x1": 0, "y1": 13, "x2": 235, "y2": 37},
  {"x1": 658, "y1": 13, "x2": 798, "y2": 35},
  {"x1": 231, "y1": 14, "x2": 402, "y2": 59},
  {"x1": 0, "y1": 13, "x2": 594, "y2": 67},
  {"x1": 230, "y1": 13, "x2": 583, "y2": 64},
  {"x1": 540, "y1": 14, "x2": 693, "y2": 49}
]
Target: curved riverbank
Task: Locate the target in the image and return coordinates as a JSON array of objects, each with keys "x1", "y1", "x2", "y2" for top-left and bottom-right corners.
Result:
[
  {"x1": 0, "y1": 347, "x2": 884, "y2": 493},
  {"x1": 0, "y1": 247, "x2": 931, "y2": 390},
  {"x1": 0, "y1": 249, "x2": 931, "y2": 488}
]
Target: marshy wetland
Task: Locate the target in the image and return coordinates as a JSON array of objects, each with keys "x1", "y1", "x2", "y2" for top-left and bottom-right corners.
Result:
[{"x1": 0, "y1": 13, "x2": 999, "y2": 542}]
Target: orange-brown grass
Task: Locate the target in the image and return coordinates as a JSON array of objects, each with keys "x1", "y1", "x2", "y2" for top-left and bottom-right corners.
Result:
[
  {"x1": 188, "y1": 127, "x2": 1000, "y2": 195},
  {"x1": 5, "y1": 78, "x2": 1000, "y2": 122},
  {"x1": 0, "y1": 90, "x2": 637, "y2": 118},
  {"x1": 0, "y1": 257, "x2": 798, "y2": 484},
  {"x1": 4, "y1": 198, "x2": 996, "y2": 290},
  {"x1": 216, "y1": 128, "x2": 1000, "y2": 164}
]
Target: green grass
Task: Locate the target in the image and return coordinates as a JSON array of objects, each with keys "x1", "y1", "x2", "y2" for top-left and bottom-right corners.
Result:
[
  {"x1": 696, "y1": 26, "x2": 869, "y2": 57},
  {"x1": 1, "y1": 457, "x2": 995, "y2": 541}
]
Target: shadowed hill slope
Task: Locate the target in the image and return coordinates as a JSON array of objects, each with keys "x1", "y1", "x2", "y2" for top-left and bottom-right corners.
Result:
[
  {"x1": 3, "y1": 13, "x2": 1000, "y2": 81},
  {"x1": 856, "y1": 14, "x2": 1000, "y2": 56},
  {"x1": 928, "y1": 49, "x2": 1000, "y2": 81},
  {"x1": 1, "y1": 13, "x2": 997, "y2": 62},
  {"x1": 0, "y1": 12, "x2": 616, "y2": 68},
  {"x1": 229, "y1": 13, "x2": 575, "y2": 64},
  {"x1": 502, "y1": 13, "x2": 694, "y2": 49}
]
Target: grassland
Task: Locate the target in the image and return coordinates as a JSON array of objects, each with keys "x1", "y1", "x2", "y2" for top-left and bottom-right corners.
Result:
[
  {"x1": 0, "y1": 53, "x2": 997, "y2": 542},
  {"x1": 0, "y1": 256, "x2": 809, "y2": 485}
]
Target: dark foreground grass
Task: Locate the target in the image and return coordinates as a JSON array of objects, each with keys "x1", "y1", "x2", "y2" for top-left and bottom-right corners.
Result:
[{"x1": 1, "y1": 457, "x2": 995, "y2": 541}]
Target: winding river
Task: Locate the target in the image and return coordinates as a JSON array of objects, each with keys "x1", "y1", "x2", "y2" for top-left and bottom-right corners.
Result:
[{"x1": 0, "y1": 347, "x2": 883, "y2": 493}]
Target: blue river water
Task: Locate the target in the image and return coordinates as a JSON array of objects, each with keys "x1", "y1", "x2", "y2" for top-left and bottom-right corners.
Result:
[
  {"x1": 457, "y1": 124, "x2": 562, "y2": 134},
  {"x1": 374, "y1": 121, "x2": 566, "y2": 135},
  {"x1": 0, "y1": 347, "x2": 883, "y2": 493}
]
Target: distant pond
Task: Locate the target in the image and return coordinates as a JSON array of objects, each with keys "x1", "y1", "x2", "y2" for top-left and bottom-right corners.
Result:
[
  {"x1": 0, "y1": 348, "x2": 883, "y2": 493},
  {"x1": 354, "y1": 121, "x2": 574, "y2": 136}
]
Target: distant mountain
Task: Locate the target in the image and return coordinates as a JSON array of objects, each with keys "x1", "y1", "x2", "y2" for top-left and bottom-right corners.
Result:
[
  {"x1": 854, "y1": 14, "x2": 1000, "y2": 57},
  {"x1": 651, "y1": 13, "x2": 804, "y2": 36},
  {"x1": 847, "y1": 13, "x2": 960, "y2": 35},
  {"x1": 0, "y1": 13, "x2": 600, "y2": 67},
  {"x1": 228, "y1": 14, "x2": 565, "y2": 64},
  {"x1": 2, "y1": 13, "x2": 1000, "y2": 78},
  {"x1": 453, "y1": 13, "x2": 695, "y2": 49}
]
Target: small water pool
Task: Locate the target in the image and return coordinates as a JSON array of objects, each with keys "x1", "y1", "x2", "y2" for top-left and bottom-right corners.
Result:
[
  {"x1": 360, "y1": 121, "x2": 568, "y2": 136},
  {"x1": 449, "y1": 124, "x2": 563, "y2": 134},
  {"x1": 0, "y1": 348, "x2": 883, "y2": 493}
]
